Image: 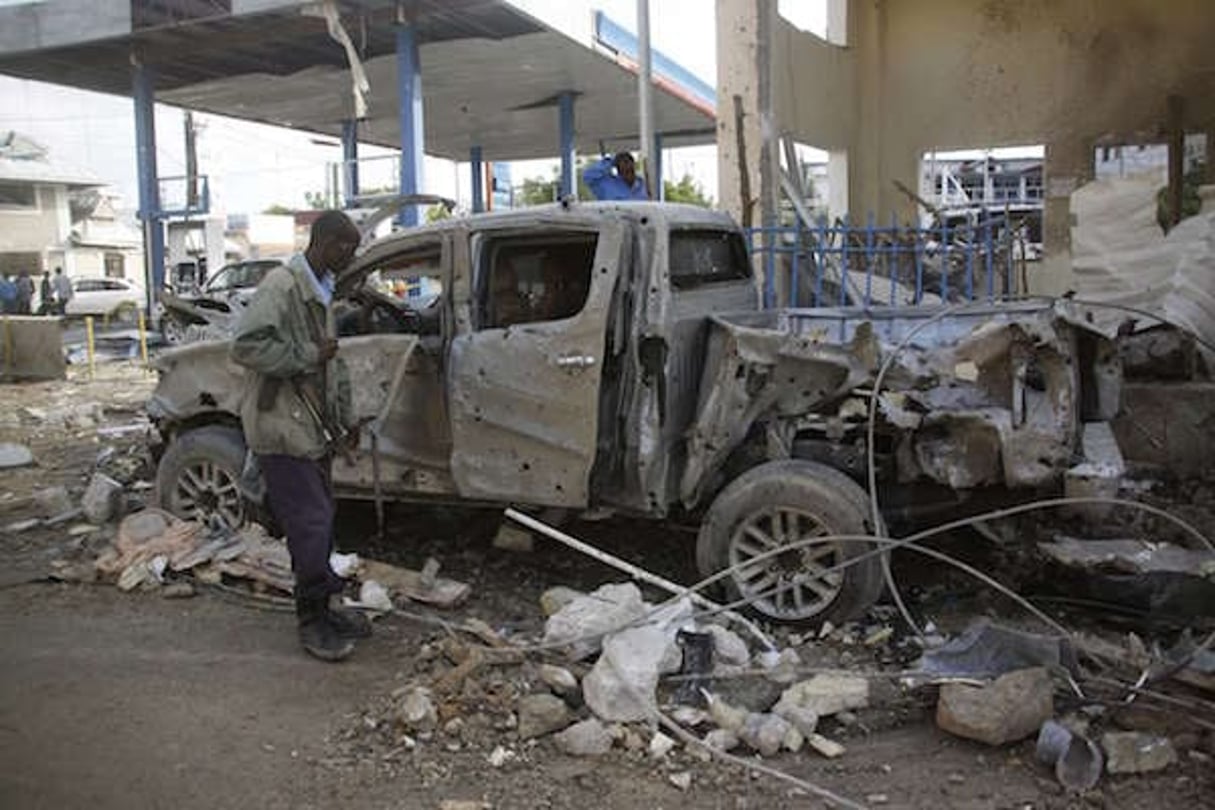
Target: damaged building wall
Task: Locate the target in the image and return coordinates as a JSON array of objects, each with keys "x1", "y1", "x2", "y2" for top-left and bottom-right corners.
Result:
[{"x1": 723, "y1": 0, "x2": 1215, "y2": 293}]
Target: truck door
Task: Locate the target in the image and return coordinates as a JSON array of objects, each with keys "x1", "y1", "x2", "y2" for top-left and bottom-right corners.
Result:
[{"x1": 448, "y1": 222, "x2": 626, "y2": 506}]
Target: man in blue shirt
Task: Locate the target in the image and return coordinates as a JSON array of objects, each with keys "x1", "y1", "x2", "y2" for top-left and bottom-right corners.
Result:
[{"x1": 583, "y1": 152, "x2": 649, "y2": 201}]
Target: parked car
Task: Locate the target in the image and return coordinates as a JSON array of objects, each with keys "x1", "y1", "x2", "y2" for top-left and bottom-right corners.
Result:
[
  {"x1": 160, "y1": 258, "x2": 283, "y2": 343},
  {"x1": 146, "y1": 202, "x2": 1119, "y2": 626},
  {"x1": 65, "y1": 277, "x2": 144, "y2": 320}
]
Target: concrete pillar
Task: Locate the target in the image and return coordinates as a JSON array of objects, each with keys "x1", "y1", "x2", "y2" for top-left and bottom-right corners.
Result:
[
  {"x1": 133, "y1": 59, "x2": 164, "y2": 311},
  {"x1": 203, "y1": 216, "x2": 225, "y2": 284},
  {"x1": 341, "y1": 118, "x2": 359, "y2": 208},
  {"x1": 470, "y1": 145, "x2": 484, "y2": 213},
  {"x1": 558, "y1": 92, "x2": 576, "y2": 199},
  {"x1": 827, "y1": 150, "x2": 849, "y2": 222},
  {"x1": 395, "y1": 24, "x2": 424, "y2": 227},
  {"x1": 715, "y1": 0, "x2": 779, "y2": 229},
  {"x1": 1034, "y1": 137, "x2": 1093, "y2": 296}
]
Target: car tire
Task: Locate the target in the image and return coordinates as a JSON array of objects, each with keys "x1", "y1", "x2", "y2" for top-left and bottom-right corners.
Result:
[
  {"x1": 696, "y1": 459, "x2": 885, "y2": 627},
  {"x1": 156, "y1": 425, "x2": 262, "y2": 530}
]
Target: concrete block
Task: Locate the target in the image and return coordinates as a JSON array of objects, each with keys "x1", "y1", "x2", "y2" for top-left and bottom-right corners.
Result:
[
  {"x1": 0, "y1": 316, "x2": 65, "y2": 381},
  {"x1": 1064, "y1": 422, "x2": 1125, "y2": 519}
]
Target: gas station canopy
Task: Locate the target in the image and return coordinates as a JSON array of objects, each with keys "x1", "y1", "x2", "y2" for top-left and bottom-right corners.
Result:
[{"x1": 0, "y1": 0, "x2": 716, "y2": 160}]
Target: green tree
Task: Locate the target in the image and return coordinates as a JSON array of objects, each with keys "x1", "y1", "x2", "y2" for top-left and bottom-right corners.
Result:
[
  {"x1": 662, "y1": 173, "x2": 712, "y2": 207},
  {"x1": 425, "y1": 203, "x2": 452, "y2": 223},
  {"x1": 303, "y1": 190, "x2": 329, "y2": 210},
  {"x1": 263, "y1": 203, "x2": 294, "y2": 215}
]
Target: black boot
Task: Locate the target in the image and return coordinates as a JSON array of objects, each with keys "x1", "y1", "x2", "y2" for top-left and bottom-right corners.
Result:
[
  {"x1": 326, "y1": 597, "x2": 373, "y2": 639},
  {"x1": 296, "y1": 596, "x2": 354, "y2": 662}
]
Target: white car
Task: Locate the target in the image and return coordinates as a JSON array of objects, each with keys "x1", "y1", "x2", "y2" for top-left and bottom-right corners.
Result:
[{"x1": 65, "y1": 277, "x2": 145, "y2": 320}]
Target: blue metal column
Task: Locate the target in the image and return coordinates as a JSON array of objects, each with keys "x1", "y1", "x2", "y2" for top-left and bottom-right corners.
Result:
[
  {"x1": 653, "y1": 132, "x2": 664, "y2": 200},
  {"x1": 558, "y1": 91, "x2": 575, "y2": 198},
  {"x1": 341, "y1": 118, "x2": 360, "y2": 208},
  {"x1": 396, "y1": 24, "x2": 424, "y2": 227},
  {"x1": 133, "y1": 61, "x2": 164, "y2": 311},
  {"x1": 470, "y1": 145, "x2": 484, "y2": 213}
]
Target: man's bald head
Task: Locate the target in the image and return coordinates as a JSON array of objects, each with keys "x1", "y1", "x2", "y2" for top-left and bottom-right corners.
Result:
[{"x1": 306, "y1": 211, "x2": 360, "y2": 276}]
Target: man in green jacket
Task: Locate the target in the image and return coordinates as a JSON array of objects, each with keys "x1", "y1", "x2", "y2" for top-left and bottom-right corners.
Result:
[{"x1": 230, "y1": 211, "x2": 369, "y2": 661}]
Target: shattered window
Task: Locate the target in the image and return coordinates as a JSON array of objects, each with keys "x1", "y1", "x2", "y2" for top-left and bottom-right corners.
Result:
[
  {"x1": 668, "y1": 229, "x2": 751, "y2": 290},
  {"x1": 367, "y1": 249, "x2": 443, "y2": 309},
  {"x1": 479, "y1": 233, "x2": 597, "y2": 329}
]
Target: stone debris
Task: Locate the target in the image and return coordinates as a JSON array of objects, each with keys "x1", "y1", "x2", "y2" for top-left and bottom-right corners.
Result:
[
  {"x1": 438, "y1": 801, "x2": 491, "y2": 810},
  {"x1": 161, "y1": 582, "x2": 196, "y2": 599},
  {"x1": 543, "y1": 582, "x2": 648, "y2": 661},
  {"x1": 584, "y1": 622, "x2": 684, "y2": 722},
  {"x1": 773, "y1": 673, "x2": 869, "y2": 718},
  {"x1": 81, "y1": 472, "x2": 124, "y2": 524},
  {"x1": 33, "y1": 486, "x2": 73, "y2": 517},
  {"x1": 538, "y1": 664, "x2": 580, "y2": 700},
  {"x1": 703, "y1": 728, "x2": 740, "y2": 752},
  {"x1": 395, "y1": 686, "x2": 438, "y2": 733},
  {"x1": 648, "y1": 731, "x2": 677, "y2": 759},
  {"x1": 1101, "y1": 732, "x2": 1177, "y2": 774},
  {"x1": 358, "y1": 558, "x2": 471, "y2": 609},
  {"x1": 492, "y1": 524, "x2": 535, "y2": 553},
  {"x1": 3, "y1": 517, "x2": 41, "y2": 533},
  {"x1": 552, "y1": 718, "x2": 613, "y2": 757},
  {"x1": 740, "y1": 712, "x2": 793, "y2": 757},
  {"x1": 486, "y1": 746, "x2": 515, "y2": 768},
  {"x1": 703, "y1": 623, "x2": 750, "y2": 668},
  {"x1": 936, "y1": 667, "x2": 1054, "y2": 746},
  {"x1": 667, "y1": 771, "x2": 692, "y2": 791},
  {"x1": 806, "y1": 733, "x2": 847, "y2": 758},
  {"x1": 539, "y1": 586, "x2": 585, "y2": 617},
  {"x1": 0, "y1": 442, "x2": 34, "y2": 468},
  {"x1": 516, "y1": 694, "x2": 573, "y2": 739}
]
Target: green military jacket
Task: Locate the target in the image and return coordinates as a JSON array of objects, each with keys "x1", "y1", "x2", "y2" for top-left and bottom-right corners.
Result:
[{"x1": 229, "y1": 254, "x2": 352, "y2": 459}]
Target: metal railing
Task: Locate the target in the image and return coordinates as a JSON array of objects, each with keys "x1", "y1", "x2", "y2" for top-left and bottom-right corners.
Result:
[{"x1": 749, "y1": 214, "x2": 1033, "y2": 310}]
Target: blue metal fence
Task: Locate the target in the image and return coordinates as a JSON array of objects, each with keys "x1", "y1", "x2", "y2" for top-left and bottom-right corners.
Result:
[{"x1": 749, "y1": 213, "x2": 1029, "y2": 309}]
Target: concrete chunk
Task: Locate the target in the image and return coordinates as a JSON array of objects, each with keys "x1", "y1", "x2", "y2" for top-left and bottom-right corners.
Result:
[{"x1": 937, "y1": 667, "x2": 1054, "y2": 746}]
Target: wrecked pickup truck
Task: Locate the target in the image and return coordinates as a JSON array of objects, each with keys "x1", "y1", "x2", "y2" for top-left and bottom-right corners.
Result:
[{"x1": 146, "y1": 201, "x2": 1118, "y2": 625}]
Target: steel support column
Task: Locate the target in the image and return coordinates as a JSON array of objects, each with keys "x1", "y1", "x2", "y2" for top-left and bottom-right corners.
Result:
[
  {"x1": 341, "y1": 118, "x2": 360, "y2": 208},
  {"x1": 396, "y1": 24, "x2": 424, "y2": 227},
  {"x1": 470, "y1": 145, "x2": 484, "y2": 213},
  {"x1": 558, "y1": 91, "x2": 576, "y2": 199},
  {"x1": 653, "y1": 132, "x2": 664, "y2": 200},
  {"x1": 133, "y1": 61, "x2": 164, "y2": 312}
]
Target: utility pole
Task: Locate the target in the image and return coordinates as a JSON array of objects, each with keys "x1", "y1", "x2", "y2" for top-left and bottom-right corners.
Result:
[
  {"x1": 637, "y1": 0, "x2": 654, "y2": 196},
  {"x1": 184, "y1": 110, "x2": 198, "y2": 209}
]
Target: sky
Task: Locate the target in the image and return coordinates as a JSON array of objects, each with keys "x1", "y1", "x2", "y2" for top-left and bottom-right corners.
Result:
[{"x1": 0, "y1": 0, "x2": 827, "y2": 215}]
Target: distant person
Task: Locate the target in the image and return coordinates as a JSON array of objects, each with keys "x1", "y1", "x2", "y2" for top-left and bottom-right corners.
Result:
[
  {"x1": 38, "y1": 272, "x2": 53, "y2": 315},
  {"x1": 14, "y1": 270, "x2": 33, "y2": 315},
  {"x1": 0, "y1": 274, "x2": 15, "y2": 314},
  {"x1": 583, "y1": 152, "x2": 649, "y2": 201},
  {"x1": 52, "y1": 267, "x2": 72, "y2": 315}
]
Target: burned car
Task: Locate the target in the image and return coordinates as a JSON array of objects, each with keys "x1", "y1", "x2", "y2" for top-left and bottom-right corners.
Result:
[
  {"x1": 160, "y1": 258, "x2": 284, "y2": 344},
  {"x1": 147, "y1": 202, "x2": 1119, "y2": 625}
]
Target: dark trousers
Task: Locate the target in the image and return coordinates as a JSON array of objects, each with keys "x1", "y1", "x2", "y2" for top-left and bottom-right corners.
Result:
[{"x1": 258, "y1": 454, "x2": 344, "y2": 602}]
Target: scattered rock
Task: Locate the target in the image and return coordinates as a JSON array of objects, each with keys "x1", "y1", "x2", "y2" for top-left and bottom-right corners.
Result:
[
  {"x1": 706, "y1": 693, "x2": 749, "y2": 732},
  {"x1": 864, "y1": 626, "x2": 894, "y2": 646},
  {"x1": 774, "y1": 672, "x2": 869, "y2": 719},
  {"x1": 783, "y1": 724, "x2": 805, "y2": 753},
  {"x1": 739, "y1": 713, "x2": 792, "y2": 757},
  {"x1": 0, "y1": 442, "x2": 33, "y2": 469},
  {"x1": 762, "y1": 648, "x2": 803, "y2": 684},
  {"x1": 492, "y1": 524, "x2": 534, "y2": 552},
  {"x1": 516, "y1": 693, "x2": 573, "y2": 739},
  {"x1": 703, "y1": 729, "x2": 740, "y2": 752},
  {"x1": 553, "y1": 718, "x2": 614, "y2": 757},
  {"x1": 82, "y1": 472, "x2": 123, "y2": 524},
  {"x1": 161, "y1": 582, "x2": 196, "y2": 599},
  {"x1": 539, "y1": 586, "x2": 585, "y2": 617},
  {"x1": 648, "y1": 731, "x2": 676, "y2": 759},
  {"x1": 3, "y1": 518, "x2": 41, "y2": 533},
  {"x1": 438, "y1": 801, "x2": 490, "y2": 810},
  {"x1": 703, "y1": 624, "x2": 750, "y2": 668},
  {"x1": 774, "y1": 704, "x2": 819, "y2": 737},
  {"x1": 669, "y1": 705, "x2": 710, "y2": 727},
  {"x1": 668, "y1": 771, "x2": 692, "y2": 791},
  {"x1": 1102, "y1": 732, "x2": 1177, "y2": 774},
  {"x1": 543, "y1": 582, "x2": 647, "y2": 660},
  {"x1": 355, "y1": 579, "x2": 394, "y2": 613},
  {"x1": 807, "y1": 733, "x2": 846, "y2": 758},
  {"x1": 936, "y1": 667, "x2": 1054, "y2": 746},
  {"x1": 866, "y1": 794, "x2": 889, "y2": 805},
  {"x1": 395, "y1": 686, "x2": 438, "y2": 733},
  {"x1": 486, "y1": 746, "x2": 515, "y2": 768},
  {"x1": 34, "y1": 486, "x2": 73, "y2": 517},
  {"x1": 538, "y1": 664, "x2": 580, "y2": 699},
  {"x1": 583, "y1": 623, "x2": 682, "y2": 722}
]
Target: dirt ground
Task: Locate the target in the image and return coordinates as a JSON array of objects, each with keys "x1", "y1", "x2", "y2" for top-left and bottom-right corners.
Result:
[{"x1": 1, "y1": 364, "x2": 1213, "y2": 810}]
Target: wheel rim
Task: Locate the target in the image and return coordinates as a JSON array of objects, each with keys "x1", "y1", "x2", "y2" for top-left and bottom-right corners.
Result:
[
  {"x1": 172, "y1": 460, "x2": 244, "y2": 528},
  {"x1": 728, "y1": 506, "x2": 844, "y2": 621}
]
